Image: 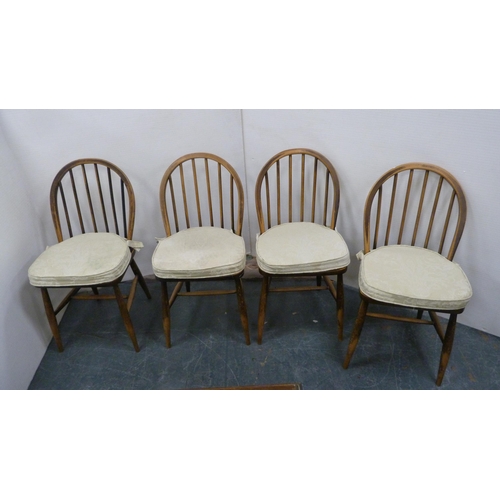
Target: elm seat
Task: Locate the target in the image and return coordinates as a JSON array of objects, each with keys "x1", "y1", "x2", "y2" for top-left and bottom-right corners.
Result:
[
  {"x1": 256, "y1": 222, "x2": 350, "y2": 275},
  {"x1": 358, "y1": 245, "x2": 472, "y2": 311},
  {"x1": 152, "y1": 227, "x2": 246, "y2": 280},
  {"x1": 28, "y1": 233, "x2": 133, "y2": 287}
]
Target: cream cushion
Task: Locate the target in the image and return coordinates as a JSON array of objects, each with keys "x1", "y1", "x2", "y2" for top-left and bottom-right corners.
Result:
[
  {"x1": 152, "y1": 226, "x2": 246, "y2": 279},
  {"x1": 256, "y1": 222, "x2": 350, "y2": 274},
  {"x1": 28, "y1": 232, "x2": 132, "y2": 287},
  {"x1": 359, "y1": 245, "x2": 472, "y2": 310}
]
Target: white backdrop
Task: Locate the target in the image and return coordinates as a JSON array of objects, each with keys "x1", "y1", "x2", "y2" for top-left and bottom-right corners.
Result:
[{"x1": 1, "y1": 109, "x2": 499, "y2": 388}]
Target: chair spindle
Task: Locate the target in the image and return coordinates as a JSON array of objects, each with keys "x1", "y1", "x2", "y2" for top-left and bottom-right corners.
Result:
[
  {"x1": 373, "y1": 186, "x2": 383, "y2": 249},
  {"x1": 311, "y1": 158, "x2": 318, "y2": 223},
  {"x1": 69, "y1": 169, "x2": 85, "y2": 234},
  {"x1": 300, "y1": 154, "x2": 305, "y2": 222},
  {"x1": 94, "y1": 164, "x2": 110, "y2": 232},
  {"x1": 108, "y1": 168, "x2": 120, "y2": 235},
  {"x1": 192, "y1": 159, "x2": 202, "y2": 226},
  {"x1": 205, "y1": 158, "x2": 214, "y2": 226},
  {"x1": 288, "y1": 155, "x2": 293, "y2": 223},
  {"x1": 412, "y1": 170, "x2": 429, "y2": 245},
  {"x1": 398, "y1": 169, "x2": 414, "y2": 244}
]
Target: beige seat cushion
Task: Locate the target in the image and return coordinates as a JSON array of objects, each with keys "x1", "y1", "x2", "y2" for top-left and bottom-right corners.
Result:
[
  {"x1": 152, "y1": 226, "x2": 246, "y2": 279},
  {"x1": 28, "y1": 232, "x2": 132, "y2": 287},
  {"x1": 256, "y1": 222, "x2": 350, "y2": 274},
  {"x1": 359, "y1": 245, "x2": 472, "y2": 310}
]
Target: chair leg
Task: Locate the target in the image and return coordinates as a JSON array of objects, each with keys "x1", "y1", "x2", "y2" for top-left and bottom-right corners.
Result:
[
  {"x1": 234, "y1": 277, "x2": 251, "y2": 345},
  {"x1": 40, "y1": 288, "x2": 64, "y2": 352},
  {"x1": 257, "y1": 274, "x2": 271, "y2": 345},
  {"x1": 129, "y1": 257, "x2": 152, "y2": 299},
  {"x1": 113, "y1": 284, "x2": 140, "y2": 352},
  {"x1": 336, "y1": 273, "x2": 344, "y2": 341},
  {"x1": 160, "y1": 280, "x2": 172, "y2": 348},
  {"x1": 343, "y1": 298, "x2": 369, "y2": 369},
  {"x1": 436, "y1": 313, "x2": 458, "y2": 386}
]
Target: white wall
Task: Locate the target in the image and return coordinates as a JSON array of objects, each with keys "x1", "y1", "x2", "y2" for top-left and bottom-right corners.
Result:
[
  {"x1": 0, "y1": 118, "x2": 53, "y2": 389},
  {"x1": 1, "y1": 109, "x2": 499, "y2": 388}
]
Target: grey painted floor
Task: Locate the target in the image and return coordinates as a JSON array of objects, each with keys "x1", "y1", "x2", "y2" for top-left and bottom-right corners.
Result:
[{"x1": 29, "y1": 276, "x2": 500, "y2": 390}]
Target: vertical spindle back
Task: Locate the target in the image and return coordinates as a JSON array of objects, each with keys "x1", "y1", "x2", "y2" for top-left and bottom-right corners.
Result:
[
  {"x1": 364, "y1": 163, "x2": 467, "y2": 260},
  {"x1": 255, "y1": 148, "x2": 341, "y2": 233},
  {"x1": 159, "y1": 153, "x2": 245, "y2": 237},
  {"x1": 50, "y1": 159, "x2": 135, "y2": 242}
]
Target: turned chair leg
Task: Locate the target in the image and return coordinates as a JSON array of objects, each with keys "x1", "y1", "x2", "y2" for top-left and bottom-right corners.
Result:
[
  {"x1": 160, "y1": 280, "x2": 172, "y2": 348},
  {"x1": 234, "y1": 277, "x2": 251, "y2": 345},
  {"x1": 436, "y1": 313, "x2": 458, "y2": 386},
  {"x1": 40, "y1": 288, "x2": 64, "y2": 352},
  {"x1": 257, "y1": 274, "x2": 271, "y2": 345},
  {"x1": 343, "y1": 298, "x2": 369, "y2": 369},
  {"x1": 113, "y1": 284, "x2": 140, "y2": 352},
  {"x1": 336, "y1": 273, "x2": 345, "y2": 341}
]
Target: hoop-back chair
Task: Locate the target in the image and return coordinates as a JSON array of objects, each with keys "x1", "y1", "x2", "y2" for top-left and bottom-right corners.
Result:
[
  {"x1": 152, "y1": 153, "x2": 250, "y2": 347},
  {"x1": 28, "y1": 159, "x2": 151, "y2": 352},
  {"x1": 254, "y1": 148, "x2": 350, "y2": 344},
  {"x1": 343, "y1": 163, "x2": 472, "y2": 385}
]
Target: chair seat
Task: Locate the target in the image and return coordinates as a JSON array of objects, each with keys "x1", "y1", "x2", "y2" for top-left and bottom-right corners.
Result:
[
  {"x1": 359, "y1": 245, "x2": 472, "y2": 310},
  {"x1": 152, "y1": 226, "x2": 246, "y2": 279},
  {"x1": 256, "y1": 222, "x2": 350, "y2": 274},
  {"x1": 28, "y1": 232, "x2": 132, "y2": 287}
]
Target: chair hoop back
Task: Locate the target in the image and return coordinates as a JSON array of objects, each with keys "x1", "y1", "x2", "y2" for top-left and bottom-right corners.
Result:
[
  {"x1": 363, "y1": 163, "x2": 467, "y2": 260},
  {"x1": 50, "y1": 158, "x2": 136, "y2": 242},
  {"x1": 159, "y1": 153, "x2": 245, "y2": 237},
  {"x1": 255, "y1": 148, "x2": 341, "y2": 233}
]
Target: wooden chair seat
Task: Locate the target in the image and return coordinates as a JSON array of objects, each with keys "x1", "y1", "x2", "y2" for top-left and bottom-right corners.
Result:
[
  {"x1": 254, "y1": 148, "x2": 349, "y2": 344},
  {"x1": 358, "y1": 245, "x2": 472, "y2": 310},
  {"x1": 256, "y1": 221, "x2": 350, "y2": 274},
  {"x1": 153, "y1": 226, "x2": 246, "y2": 280},
  {"x1": 343, "y1": 163, "x2": 471, "y2": 386},
  {"x1": 29, "y1": 158, "x2": 151, "y2": 353},
  {"x1": 155, "y1": 152, "x2": 250, "y2": 348},
  {"x1": 29, "y1": 233, "x2": 133, "y2": 287}
]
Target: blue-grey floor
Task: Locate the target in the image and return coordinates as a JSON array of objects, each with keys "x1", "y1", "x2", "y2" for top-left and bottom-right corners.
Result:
[{"x1": 29, "y1": 276, "x2": 500, "y2": 390}]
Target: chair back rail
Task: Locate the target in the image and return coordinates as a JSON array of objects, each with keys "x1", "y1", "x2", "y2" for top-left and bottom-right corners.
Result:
[
  {"x1": 364, "y1": 163, "x2": 467, "y2": 260},
  {"x1": 159, "y1": 153, "x2": 244, "y2": 236},
  {"x1": 255, "y1": 148, "x2": 340, "y2": 233},
  {"x1": 50, "y1": 159, "x2": 135, "y2": 242}
]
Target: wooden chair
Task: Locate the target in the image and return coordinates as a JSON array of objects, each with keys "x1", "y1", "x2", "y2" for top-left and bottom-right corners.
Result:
[
  {"x1": 152, "y1": 153, "x2": 250, "y2": 347},
  {"x1": 343, "y1": 163, "x2": 472, "y2": 386},
  {"x1": 254, "y1": 148, "x2": 350, "y2": 344},
  {"x1": 28, "y1": 159, "x2": 151, "y2": 352}
]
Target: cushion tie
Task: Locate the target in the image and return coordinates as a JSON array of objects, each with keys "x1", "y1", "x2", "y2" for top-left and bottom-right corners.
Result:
[{"x1": 127, "y1": 240, "x2": 144, "y2": 251}]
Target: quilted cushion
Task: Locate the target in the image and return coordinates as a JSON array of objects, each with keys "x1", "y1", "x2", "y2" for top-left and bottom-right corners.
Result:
[
  {"x1": 28, "y1": 232, "x2": 132, "y2": 287},
  {"x1": 152, "y1": 226, "x2": 246, "y2": 279},
  {"x1": 256, "y1": 222, "x2": 350, "y2": 274},
  {"x1": 359, "y1": 245, "x2": 472, "y2": 310}
]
